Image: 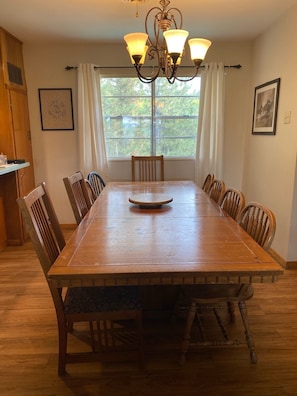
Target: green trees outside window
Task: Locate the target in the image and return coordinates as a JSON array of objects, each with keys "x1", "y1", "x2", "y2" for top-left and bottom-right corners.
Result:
[{"x1": 100, "y1": 77, "x2": 200, "y2": 158}]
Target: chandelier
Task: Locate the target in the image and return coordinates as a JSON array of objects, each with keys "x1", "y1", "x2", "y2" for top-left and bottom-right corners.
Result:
[{"x1": 124, "y1": 0, "x2": 212, "y2": 84}]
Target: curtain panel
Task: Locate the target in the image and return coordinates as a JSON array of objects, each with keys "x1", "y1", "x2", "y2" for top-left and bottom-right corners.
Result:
[
  {"x1": 77, "y1": 64, "x2": 109, "y2": 181},
  {"x1": 195, "y1": 62, "x2": 225, "y2": 187}
]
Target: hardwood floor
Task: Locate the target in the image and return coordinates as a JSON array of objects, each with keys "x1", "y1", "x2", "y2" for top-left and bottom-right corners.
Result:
[{"x1": 1, "y1": 236, "x2": 297, "y2": 395}]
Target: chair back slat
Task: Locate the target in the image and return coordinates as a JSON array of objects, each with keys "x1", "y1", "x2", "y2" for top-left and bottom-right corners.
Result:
[
  {"x1": 17, "y1": 182, "x2": 66, "y2": 274},
  {"x1": 132, "y1": 155, "x2": 164, "y2": 182},
  {"x1": 85, "y1": 179, "x2": 97, "y2": 204},
  {"x1": 63, "y1": 171, "x2": 92, "y2": 224},
  {"x1": 238, "y1": 202, "x2": 276, "y2": 250},
  {"x1": 220, "y1": 188, "x2": 245, "y2": 221},
  {"x1": 202, "y1": 174, "x2": 214, "y2": 193},
  {"x1": 87, "y1": 171, "x2": 106, "y2": 197},
  {"x1": 208, "y1": 179, "x2": 225, "y2": 204}
]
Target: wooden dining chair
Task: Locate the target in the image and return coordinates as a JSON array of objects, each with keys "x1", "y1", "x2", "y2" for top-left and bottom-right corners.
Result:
[
  {"x1": 180, "y1": 202, "x2": 276, "y2": 366},
  {"x1": 201, "y1": 173, "x2": 214, "y2": 194},
  {"x1": 87, "y1": 171, "x2": 106, "y2": 198},
  {"x1": 17, "y1": 182, "x2": 144, "y2": 375},
  {"x1": 220, "y1": 187, "x2": 245, "y2": 221},
  {"x1": 63, "y1": 171, "x2": 92, "y2": 225},
  {"x1": 207, "y1": 179, "x2": 225, "y2": 204},
  {"x1": 238, "y1": 202, "x2": 276, "y2": 250},
  {"x1": 131, "y1": 155, "x2": 164, "y2": 182}
]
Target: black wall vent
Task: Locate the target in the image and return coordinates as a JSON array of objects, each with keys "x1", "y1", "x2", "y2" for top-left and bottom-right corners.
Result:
[{"x1": 7, "y1": 62, "x2": 23, "y2": 85}]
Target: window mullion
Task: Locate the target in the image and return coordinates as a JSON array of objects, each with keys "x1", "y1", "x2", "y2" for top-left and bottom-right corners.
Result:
[{"x1": 151, "y1": 81, "x2": 156, "y2": 156}]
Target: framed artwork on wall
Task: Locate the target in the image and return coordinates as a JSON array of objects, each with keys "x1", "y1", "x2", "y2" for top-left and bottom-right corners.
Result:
[
  {"x1": 252, "y1": 78, "x2": 280, "y2": 135},
  {"x1": 38, "y1": 88, "x2": 74, "y2": 131}
]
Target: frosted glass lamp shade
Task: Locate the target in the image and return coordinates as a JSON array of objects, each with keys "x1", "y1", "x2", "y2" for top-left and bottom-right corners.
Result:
[
  {"x1": 124, "y1": 33, "x2": 148, "y2": 64},
  {"x1": 188, "y1": 38, "x2": 212, "y2": 61},
  {"x1": 163, "y1": 29, "x2": 189, "y2": 55}
]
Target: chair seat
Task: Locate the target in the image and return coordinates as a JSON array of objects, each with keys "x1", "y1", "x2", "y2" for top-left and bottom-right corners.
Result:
[
  {"x1": 65, "y1": 286, "x2": 141, "y2": 314},
  {"x1": 183, "y1": 283, "x2": 254, "y2": 303}
]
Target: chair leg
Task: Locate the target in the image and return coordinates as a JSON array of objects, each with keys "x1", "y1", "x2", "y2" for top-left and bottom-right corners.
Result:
[
  {"x1": 227, "y1": 301, "x2": 236, "y2": 323},
  {"x1": 238, "y1": 300, "x2": 258, "y2": 364},
  {"x1": 213, "y1": 307, "x2": 228, "y2": 341},
  {"x1": 89, "y1": 321, "x2": 96, "y2": 352},
  {"x1": 67, "y1": 319, "x2": 74, "y2": 332},
  {"x1": 58, "y1": 321, "x2": 68, "y2": 376},
  {"x1": 180, "y1": 300, "x2": 197, "y2": 365},
  {"x1": 195, "y1": 308, "x2": 206, "y2": 341},
  {"x1": 135, "y1": 311, "x2": 145, "y2": 370}
]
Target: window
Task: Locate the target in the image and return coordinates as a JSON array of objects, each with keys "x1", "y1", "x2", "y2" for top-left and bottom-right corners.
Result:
[{"x1": 100, "y1": 77, "x2": 201, "y2": 158}]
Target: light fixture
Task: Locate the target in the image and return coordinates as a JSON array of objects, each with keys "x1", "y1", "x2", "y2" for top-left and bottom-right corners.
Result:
[{"x1": 124, "y1": 0, "x2": 212, "y2": 84}]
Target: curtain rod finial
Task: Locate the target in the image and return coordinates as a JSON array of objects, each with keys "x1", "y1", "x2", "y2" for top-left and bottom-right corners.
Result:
[{"x1": 65, "y1": 65, "x2": 76, "y2": 71}]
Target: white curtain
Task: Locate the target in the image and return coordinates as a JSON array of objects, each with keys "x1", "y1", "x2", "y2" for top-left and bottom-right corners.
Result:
[
  {"x1": 77, "y1": 63, "x2": 109, "y2": 181},
  {"x1": 195, "y1": 62, "x2": 225, "y2": 187}
]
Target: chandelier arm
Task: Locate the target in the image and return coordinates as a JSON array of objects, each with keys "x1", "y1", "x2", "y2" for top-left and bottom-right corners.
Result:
[
  {"x1": 166, "y1": 7, "x2": 183, "y2": 28},
  {"x1": 133, "y1": 45, "x2": 161, "y2": 83},
  {"x1": 174, "y1": 67, "x2": 200, "y2": 82},
  {"x1": 145, "y1": 6, "x2": 162, "y2": 45},
  {"x1": 134, "y1": 64, "x2": 161, "y2": 83},
  {"x1": 162, "y1": 50, "x2": 178, "y2": 81}
]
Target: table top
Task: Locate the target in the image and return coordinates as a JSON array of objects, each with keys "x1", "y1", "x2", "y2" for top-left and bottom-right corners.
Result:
[{"x1": 48, "y1": 181, "x2": 284, "y2": 287}]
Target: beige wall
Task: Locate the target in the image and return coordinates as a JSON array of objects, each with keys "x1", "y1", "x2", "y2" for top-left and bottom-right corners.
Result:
[
  {"x1": 23, "y1": 40, "x2": 252, "y2": 225},
  {"x1": 245, "y1": 3, "x2": 297, "y2": 261}
]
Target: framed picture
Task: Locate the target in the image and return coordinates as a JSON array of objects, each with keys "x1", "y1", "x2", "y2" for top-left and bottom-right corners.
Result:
[
  {"x1": 38, "y1": 88, "x2": 74, "y2": 131},
  {"x1": 252, "y1": 78, "x2": 280, "y2": 135}
]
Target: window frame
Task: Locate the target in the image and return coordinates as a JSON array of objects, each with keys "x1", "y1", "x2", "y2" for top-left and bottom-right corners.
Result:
[{"x1": 100, "y1": 75, "x2": 201, "y2": 159}]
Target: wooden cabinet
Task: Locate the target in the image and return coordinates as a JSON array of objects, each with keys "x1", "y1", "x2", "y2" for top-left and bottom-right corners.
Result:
[{"x1": 0, "y1": 27, "x2": 35, "y2": 246}]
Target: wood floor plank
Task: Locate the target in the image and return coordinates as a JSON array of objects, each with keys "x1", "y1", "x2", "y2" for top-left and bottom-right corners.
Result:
[{"x1": 0, "y1": 236, "x2": 297, "y2": 395}]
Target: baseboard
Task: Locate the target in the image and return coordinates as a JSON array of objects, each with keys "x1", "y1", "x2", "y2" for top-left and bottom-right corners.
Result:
[
  {"x1": 284, "y1": 261, "x2": 297, "y2": 270},
  {"x1": 269, "y1": 248, "x2": 297, "y2": 270}
]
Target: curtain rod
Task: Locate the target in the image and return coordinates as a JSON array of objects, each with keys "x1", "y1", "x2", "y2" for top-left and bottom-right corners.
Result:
[{"x1": 65, "y1": 64, "x2": 242, "y2": 71}]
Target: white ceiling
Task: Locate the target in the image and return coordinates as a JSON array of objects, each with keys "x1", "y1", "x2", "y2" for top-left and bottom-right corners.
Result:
[{"x1": 0, "y1": 0, "x2": 297, "y2": 44}]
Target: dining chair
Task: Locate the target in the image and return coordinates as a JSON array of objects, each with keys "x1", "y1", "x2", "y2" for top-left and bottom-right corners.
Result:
[
  {"x1": 131, "y1": 155, "x2": 164, "y2": 182},
  {"x1": 201, "y1": 173, "x2": 214, "y2": 194},
  {"x1": 63, "y1": 171, "x2": 92, "y2": 225},
  {"x1": 207, "y1": 179, "x2": 225, "y2": 204},
  {"x1": 179, "y1": 201, "x2": 276, "y2": 366},
  {"x1": 17, "y1": 182, "x2": 144, "y2": 375},
  {"x1": 87, "y1": 171, "x2": 106, "y2": 198},
  {"x1": 220, "y1": 187, "x2": 245, "y2": 221}
]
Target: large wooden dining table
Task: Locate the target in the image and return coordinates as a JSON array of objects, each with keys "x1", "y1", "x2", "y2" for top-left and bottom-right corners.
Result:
[{"x1": 48, "y1": 181, "x2": 284, "y2": 288}]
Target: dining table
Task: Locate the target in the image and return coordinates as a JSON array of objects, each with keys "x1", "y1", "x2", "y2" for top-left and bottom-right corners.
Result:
[{"x1": 47, "y1": 181, "x2": 284, "y2": 289}]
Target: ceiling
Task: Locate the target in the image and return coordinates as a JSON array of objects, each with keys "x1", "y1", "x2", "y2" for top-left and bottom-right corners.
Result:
[{"x1": 0, "y1": 0, "x2": 297, "y2": 44}]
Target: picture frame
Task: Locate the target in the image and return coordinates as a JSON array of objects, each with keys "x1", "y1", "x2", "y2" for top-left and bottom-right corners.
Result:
[
  {"x1": 38, "y1": 88, "x2": 74, "y2": 131},
  {"x1": 252, "y1": 78, "x2": 280, "y2": 135}
]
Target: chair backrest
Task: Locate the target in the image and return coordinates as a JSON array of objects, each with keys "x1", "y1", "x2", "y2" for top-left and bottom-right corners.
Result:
[
  {"x1": 87, "y1": 171, "x2": 106, "y2": 197},
  {"x1": 208, "y1": 179, "x2": 225, "y2": 204},
  {"x1": 237, "y1": 202, "x2": 276, "y2": 251},
  {"x1": 131, "y1": 155, "x2": 164, "y2": 182},
  {"x1": 220, "y1": 188, "x2": 245, "y2": 221},
  {"x1": 63, "y1": 171, "x2": 92, "y2": 225},
  {"x1": 202, "y1": 173, "x2": 214, "y2": 193},
  {"x1": 17, "y1": 182, "x2": 66, "y2": 275}
]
